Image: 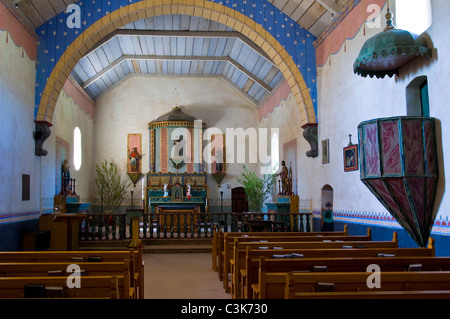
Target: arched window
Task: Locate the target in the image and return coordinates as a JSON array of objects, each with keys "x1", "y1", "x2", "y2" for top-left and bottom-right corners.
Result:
[
  {"x1": 271, "y1": 132, "x2": 280, "y2": 174},
  {"x1": 74, "y1": 127, "x2": 82, "y2": 171},
  {"x1": 396, "y1": 0, "x2": 432, "y2": 35}
]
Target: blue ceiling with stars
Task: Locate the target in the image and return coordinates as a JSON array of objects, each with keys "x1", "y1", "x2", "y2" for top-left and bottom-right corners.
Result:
[{"x1": 35, "y1": 0, "x2": 317, "y2": 120}]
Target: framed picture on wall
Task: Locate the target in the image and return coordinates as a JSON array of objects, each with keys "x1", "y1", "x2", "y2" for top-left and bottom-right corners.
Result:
[
  {"x1": 343, "y1": 144, "x2": 358, "y2": 172},
  {"x1": 127, "y1": 134, "x2": 142, "y2": 174},
  {"x1": 322, "y1": 139, "x2": 330, "y2": 164}
]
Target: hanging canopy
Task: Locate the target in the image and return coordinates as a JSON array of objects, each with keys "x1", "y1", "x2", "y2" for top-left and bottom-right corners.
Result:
[{"x1": 353, "y1": 10, "x2": 431, "y2": 79}]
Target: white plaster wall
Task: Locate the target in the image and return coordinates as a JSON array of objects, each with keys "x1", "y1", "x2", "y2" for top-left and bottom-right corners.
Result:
[
  {"x1": 40, "y1": 90, "x2": 95, "y2": 207},
  {"x1": 259, "y1": 93, "x2": 312, "y2": 199},
  {"x1": 94, "y1": 75, "x2": 258, "y2": 204},
  {"x1": 313, "y1": 0, "x2": 450, "y2": 221},
  {"x1": 0, "y1": 30, "x2": 40, "y2": 213}
]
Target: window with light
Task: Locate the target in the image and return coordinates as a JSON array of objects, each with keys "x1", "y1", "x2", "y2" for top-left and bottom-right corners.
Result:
[
  {"x1": 74, "y1": 127, "x2": 82, "y2": 171},
  {"x1": 396, "y1": 0, "x2": 432, "y2": 35},
  {"x1": 271, "y1": 132, "x2": 280, "y2": 174}
]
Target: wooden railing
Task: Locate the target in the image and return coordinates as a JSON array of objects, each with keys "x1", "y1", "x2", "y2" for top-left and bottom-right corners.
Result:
[{"x1": 79, "y1": 212, "x2": 313, "y2": 242}]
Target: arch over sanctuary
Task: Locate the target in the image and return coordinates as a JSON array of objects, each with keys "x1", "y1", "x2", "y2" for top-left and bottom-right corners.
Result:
[{"x1": 34, "y1": 0, "x2": 317, "y2": 127}]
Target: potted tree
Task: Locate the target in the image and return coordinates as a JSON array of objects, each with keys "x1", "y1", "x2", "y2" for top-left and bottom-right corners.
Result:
[
  {"x1": 237, "y1": 166, "x2": 276, "y2": 214},
  {"x1": 95, "y1": 160, "x2": 131, "y2": 224}
]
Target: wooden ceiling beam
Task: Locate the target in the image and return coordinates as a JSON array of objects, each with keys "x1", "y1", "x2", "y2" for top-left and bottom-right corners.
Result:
[
  {"x1": 82, "y1": 54, "x2": 274, "y2": 94},
  {"x1": 85, "y1": 30, "x2": 274, "y2": 67}
]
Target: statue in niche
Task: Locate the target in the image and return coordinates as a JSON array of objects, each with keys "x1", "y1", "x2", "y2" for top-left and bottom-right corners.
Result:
[
  {"x1": 277, "y1": 160, "x2": 289, "y2": 195},
  {"x1": 129, "y1": 146, "x2": 142, "y2": 173},
  {"x1": 186, "y1": 183, "x2": 191, "y2": 200},
  {"x1": 163, "y1": 183, "x2": 169, "y2": 197},
  {"x1": 62, "y1": 159, "x2": 71, "y2": 195},
  {"x1": 170, "y1": 135, "x2": 186, "y2": 170}
]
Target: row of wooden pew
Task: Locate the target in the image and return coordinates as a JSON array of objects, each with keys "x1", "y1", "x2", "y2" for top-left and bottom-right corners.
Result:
[
  {"x1": 212, "y1": 225, "x2": 450, "y2": 299},
  {"x1": 0, "y1": 241, "x2": 144, "y2": 299}
]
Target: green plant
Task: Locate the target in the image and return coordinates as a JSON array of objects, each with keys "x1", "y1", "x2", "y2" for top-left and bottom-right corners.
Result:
[
  {"x1": 95, "y1": 160, "x2": 131, "y2": 212},
  {"x1": 237, "y1": 166, "x2": 276, "y2": 212}
]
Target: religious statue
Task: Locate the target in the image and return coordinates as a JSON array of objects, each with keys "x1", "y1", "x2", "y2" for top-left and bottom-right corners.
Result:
[
  {"x1": 61, "y1": 159, "x2": 71, "y2": 195},
  {"x1": 129, "y1": 146, "x2": 142, "y2": 173},
  {"x1": 277, "y1": 160, "x2": 289, "y2": 195},
  {"x1": 163, "y1": 183, "x2": 169, "y2": 197},
  {"x1": 186, "y1": 183, "x2": 191, "y2": 200}
]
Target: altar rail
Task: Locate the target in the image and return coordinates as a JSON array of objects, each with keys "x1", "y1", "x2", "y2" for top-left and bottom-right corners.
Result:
[{"x1": 78, "y1": 212, "x2": 313, "y2": 242}]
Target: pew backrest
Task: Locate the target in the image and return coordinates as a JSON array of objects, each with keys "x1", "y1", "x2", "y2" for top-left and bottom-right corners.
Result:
[
  {"x1": 0, "y1": 276, "x2": 119, "y2": 299},
  {"x1": 282, "y1": 271, "x2": 450, "y2": 299}
]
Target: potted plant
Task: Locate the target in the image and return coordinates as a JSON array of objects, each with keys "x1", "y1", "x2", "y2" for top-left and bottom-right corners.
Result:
[
  {"x1": 237, "y1": 166, "x2": 276, "y2": 214},
  {"x1": 95, "y1": 160, "x2": 131, "y2": 223}
]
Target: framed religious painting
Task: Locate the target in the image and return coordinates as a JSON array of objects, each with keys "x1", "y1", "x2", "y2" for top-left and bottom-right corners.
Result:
[
  {"x1": 343, "y1": 144, "x2": 358, "y2": 172},
  {"x1": 127, "y1": 134, "x2": 143, "y2": 187},
  {"x1": 128, "y1": 134, "x2": 142, "y2": 174}
]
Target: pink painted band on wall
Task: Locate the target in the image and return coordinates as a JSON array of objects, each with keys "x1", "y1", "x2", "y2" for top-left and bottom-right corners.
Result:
[
  {"x1": 258, "y1": 80, "x2": 292, "y2": 122},
  {"x1": 315, "y1": 0, "x2": 387, "y2": 67},
  {"x1": 63, "y1": 79, "x2": 95, "y2": 119},
  {"x1": 0, "y1": 2, "x2": 37, "y2": 60}
]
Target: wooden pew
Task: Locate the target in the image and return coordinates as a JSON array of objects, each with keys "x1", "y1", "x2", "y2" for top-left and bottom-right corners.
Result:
[
  {"x1": 283, "y1": 271, "x2": 450, "y2": 300},
  {"x1": 220, "y1": 227, "x2": 369, "y2": 283},
  {"x1": 286, "y1": 290, "x2": 450, "y2": 299},
  {"x1": 0, "y1": 261, "x2": 131, "y2": 278},
  {"x1": 213, "y1": 224, "x2": 349, "y2": 272},
  {"x1": 0, "y1": 276, "x2": 121, "y2": 299},
  {"x1": 243, "y1": 255, "x2": 450, "y2": 299},
  {"x1": 246, "y1": 237, "x2": 436, "y2": 299},
  {"x1": 221, "y1": 228, "x2": 372, "y2": 292},
  {"x1": 231, "y1": 232, "x2": 398, "y2": 298},
  {"x1": 0, "y1": 259, "x2": 133, "y2": 299},
  {"x1": 0, "y1": 244, "x2": 144, "y2": 299}
]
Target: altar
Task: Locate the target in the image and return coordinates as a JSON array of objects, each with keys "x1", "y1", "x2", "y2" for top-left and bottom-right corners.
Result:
[{"x1": 145, "y1": 107, "x2": 209, "y2": 218}]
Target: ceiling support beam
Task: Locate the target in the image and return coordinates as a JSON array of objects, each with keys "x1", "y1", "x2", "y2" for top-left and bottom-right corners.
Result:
[
  {"x1": 86, "y1": 30, "x2": 275, "y2": 67},
  {"x1": 82, "y1": 54, "x2": 273, "y2": 93}
]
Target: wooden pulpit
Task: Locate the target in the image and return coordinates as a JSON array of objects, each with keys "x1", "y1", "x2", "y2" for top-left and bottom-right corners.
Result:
[{"x1": 52, "y1": 214, "x2": 86, "y2": 250}]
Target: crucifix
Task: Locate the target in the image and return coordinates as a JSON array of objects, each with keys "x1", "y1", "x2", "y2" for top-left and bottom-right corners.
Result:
[{"x1": 348, "y1": 134, "x2": 353, "y2": 146}]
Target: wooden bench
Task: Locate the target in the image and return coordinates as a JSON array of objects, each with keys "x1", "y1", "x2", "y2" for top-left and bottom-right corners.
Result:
[
  {"x1": 0, "y1": 276, "x2": 123, "y2": 299},
  {"x1": 231, "y1": 232, "x2": 398, "y2": 298},
  {"x1": 221, "y1": 228, "x2": 372, "y2": 292},
  {"x1": 282, "y1": 271, "x2": 450, "y2": 300},
  {"x1": 220, "y1": 227, "x2": 371, "y2": 287},
  {"x1": 0, "y1": 259, "x2": 134, "y2": 299},
  {"x1": 212, "y1": 225, "x2": 349, "y2": 272},
  {"x1": 286, "y1": 290, "x2": 450, "y2": 299},
  {"x1": 0, "y1": 261, "x2": 131, "y2": 278},
  {"x1": 0, "y1": 244, "x2": 144, "y2": 299},
  {"x1": 0, "y1": 260, "x2": 136, "y2": 299},
  {"x1": 243, "y1": 254, "x2": 450, "y2": 299},
  {"x1": 246, "y1": 237, "x2": 436, "y2": 299}
]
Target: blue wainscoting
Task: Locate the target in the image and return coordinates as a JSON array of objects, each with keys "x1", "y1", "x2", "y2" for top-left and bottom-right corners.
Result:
[
  {"x1": 313, "y1": 218, "x2": 450, "y2": 256},
  {"x1": 0, "y1": 218, "x2": 39, "y2": 251}
]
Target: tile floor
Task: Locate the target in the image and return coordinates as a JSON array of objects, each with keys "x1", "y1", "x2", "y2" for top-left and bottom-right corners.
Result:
[{"x1": 143, "y1": 253, "x2": 231, "y2": 299}]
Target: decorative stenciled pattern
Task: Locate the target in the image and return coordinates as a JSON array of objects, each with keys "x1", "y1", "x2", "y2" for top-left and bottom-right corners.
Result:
[
  {"x1": 313, "y1": 210, "x2": 450, "y2": 236},
  {"x1": 0, "y1": 211, "x2": 41, "y2": 224},
  {"x1": 34, "y1": 0, "x2": 317, "y2": 123}
]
